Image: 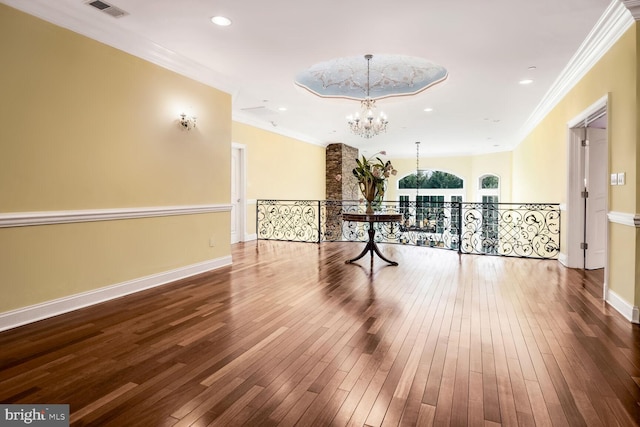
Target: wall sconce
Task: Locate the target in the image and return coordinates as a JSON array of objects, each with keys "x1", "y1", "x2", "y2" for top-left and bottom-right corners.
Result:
[{"x1": 179, "y1": 113, "x2": 197, "y2": 131}]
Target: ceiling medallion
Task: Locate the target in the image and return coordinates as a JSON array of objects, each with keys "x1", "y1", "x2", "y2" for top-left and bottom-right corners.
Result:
[
  {"x1": 295, "y1": 54, "x2": 448, "y2": 101},
  {"x1": 295, "y1": 53, "x2": 447, "y2": 139}
]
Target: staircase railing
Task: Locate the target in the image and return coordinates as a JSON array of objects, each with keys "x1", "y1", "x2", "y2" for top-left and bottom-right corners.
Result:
[{"x1": 256, "y1": 200, "x2": 560, "y2": 259}]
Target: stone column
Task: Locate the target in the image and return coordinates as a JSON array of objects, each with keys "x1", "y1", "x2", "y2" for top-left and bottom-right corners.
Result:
[{"x1": 325, "y1": 143, "x2": 359, "y2": 241}]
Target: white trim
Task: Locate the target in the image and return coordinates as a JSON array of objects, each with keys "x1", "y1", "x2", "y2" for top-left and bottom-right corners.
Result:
[
  {"x1": 244, "y1": 233, "x2": 257, "y2": 241},
  {"x1": 0, "y1": 204, "x2": 232, "y2": 228},
  {"x1": 558, "y1": 252, "x2": 568, "y2": 266},
  {"x1": 605, "y1": 287, "x2": 640, "y2": 323},
  {"x1": 567, "y1": 95, "x2": 610, "y2": 128},
  {"x1": 231, "y1": 143, "x2": 247, "y2": 243},
  {"x1": 247, "y1": 199, "x2": 258, "y2": 205},
  {"x1": 607, "y1": 211, "x2": 640, "y2": 227},
  {"x1": 0, "y1": 256, "x2": 232, "y2": 332},
  {"x1": 559, "y1": 203, "x2": 567, "y2": 211},
  {"x1": 515, "y1": 0, "x2": 633, "y2": 145},
  {"x1": 622, "y1": 0, "x2": 640, "y2": 19}
]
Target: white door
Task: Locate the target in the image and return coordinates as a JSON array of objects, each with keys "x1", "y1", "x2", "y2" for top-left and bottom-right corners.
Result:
[
  {"x1": 231, "y1": 146, "x2": 242, "y2": 244},
  {"x1": 584, "y1": 127, "x2": 607, "y2": 270}
]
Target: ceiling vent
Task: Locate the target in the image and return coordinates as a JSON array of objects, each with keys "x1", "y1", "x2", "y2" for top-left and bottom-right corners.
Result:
[
  {"x1": 86, "y1": 0, "x2": 128, "y2": 18},
  {"x1": 239, "y1": 106, "x2": 278, "y2": 117}
]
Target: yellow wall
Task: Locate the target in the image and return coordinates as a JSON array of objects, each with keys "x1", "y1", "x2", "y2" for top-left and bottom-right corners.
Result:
[
  {"x1": 232, "y1": 122, "x2": 326, "y2": 234},
  {"x1": 513, "y1": 25, "x2": 638, "y2": 306},
  {"x1": 385, "y1": 151, "x2": 512, "y2": 202},
  {"x1": 636, "y1": 24, "x2": 640, "y2": 214},
  {"x1": 0, "y1": 5, "x2": 231, "y2": 312}
]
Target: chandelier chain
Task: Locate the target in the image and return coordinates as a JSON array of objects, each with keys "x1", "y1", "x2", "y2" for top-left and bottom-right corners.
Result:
[
  {"x1": 346, "y1": 54, "x2": 388, "y2": 139},
  {"x1": 416, "y1": 141, "x2": 420, "y2": 196}
]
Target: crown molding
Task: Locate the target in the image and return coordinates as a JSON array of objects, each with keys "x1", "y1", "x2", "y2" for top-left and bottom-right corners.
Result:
[
  {"x1": 622, "y1": 0, "x2": 640, "y2": 19},
  {"x1": 1, "y1": 0, "x2": 237, "y2": 95},
  {"x1": 516, "y1": 0, "x2": 634, "y2": 144}
]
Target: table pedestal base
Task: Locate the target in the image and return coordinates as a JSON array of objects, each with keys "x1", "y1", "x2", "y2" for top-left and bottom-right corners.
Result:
[{"x1": 346, "y1": 227, "x2": 398, "y2": 266}]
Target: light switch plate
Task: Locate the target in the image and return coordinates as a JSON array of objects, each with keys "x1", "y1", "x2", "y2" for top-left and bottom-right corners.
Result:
[
  {"x1": 617, "y1": 172, "x2": 625, "y2": 185},
  {"x1": 611, "y1": 174, "x2": 618, "y2": 185}
]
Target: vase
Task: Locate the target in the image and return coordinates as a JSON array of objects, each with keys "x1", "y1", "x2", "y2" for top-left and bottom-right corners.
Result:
[{"x1": 360, "y1": 177, "x2": 379, "y2": 214}]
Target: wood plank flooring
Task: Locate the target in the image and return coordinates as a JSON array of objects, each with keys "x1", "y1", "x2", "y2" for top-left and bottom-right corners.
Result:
[{"x1": 1, "y1": 241, "x2": 639, "y2": 426}]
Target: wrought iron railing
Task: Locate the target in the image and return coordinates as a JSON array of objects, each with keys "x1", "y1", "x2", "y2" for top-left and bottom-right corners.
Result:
[{"x1": 256, "y1": 200, "x2": 560, "y2": 259}]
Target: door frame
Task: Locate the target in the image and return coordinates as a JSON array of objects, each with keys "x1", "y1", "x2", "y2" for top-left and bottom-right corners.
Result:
[
  {"x1": 564, "y1": 94, "x2": 609, "y2": 296},
  {"x1": 231, "y1": 142, "x2": 247, "y2": 243}
]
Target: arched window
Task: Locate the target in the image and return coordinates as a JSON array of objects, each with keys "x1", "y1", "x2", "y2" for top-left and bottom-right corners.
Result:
[
  {"x1": 480, "y1": 175, "x2": 499, "y2": 189},
  {"x1": 399, "y1": 170, "x2": 464, "y2": 189}
]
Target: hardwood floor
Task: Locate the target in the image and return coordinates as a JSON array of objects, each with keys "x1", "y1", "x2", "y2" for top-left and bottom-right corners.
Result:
[{"x1": 1, "y1": 241, "x2": 639, "y2": 426}]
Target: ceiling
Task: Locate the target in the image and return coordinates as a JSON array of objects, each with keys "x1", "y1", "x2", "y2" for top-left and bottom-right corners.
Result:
[{"x1": 4, "y1": 0, "x2": 618, "y2": 158}]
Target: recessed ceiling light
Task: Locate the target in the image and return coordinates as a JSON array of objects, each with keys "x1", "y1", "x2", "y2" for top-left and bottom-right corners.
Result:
[
  {"x1": 278, "y1": 107, "x2": 287, "y2": 111},
  {"x1": 519, "y1": 79, "x2": 533, "y2": 85},
  {"x1": 211, "y1": 16, "x2": 231, "y2": 26},
  {"x1": 424, "y1": 108, "x2": 433, "y2": 112}
]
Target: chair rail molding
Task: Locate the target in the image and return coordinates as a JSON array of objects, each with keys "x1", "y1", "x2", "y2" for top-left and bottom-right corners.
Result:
[
  {"x1": 607, "y1": 211, "x2": 640, "y2": 227},
  {"x1": 0, "y1": 204, "x2": 232, "y2": 228}
]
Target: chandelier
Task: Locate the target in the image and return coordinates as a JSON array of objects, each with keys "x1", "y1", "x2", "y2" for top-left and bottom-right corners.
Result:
[{"x1": 346, "y1": 54, "x2": 388, "y2": 139}]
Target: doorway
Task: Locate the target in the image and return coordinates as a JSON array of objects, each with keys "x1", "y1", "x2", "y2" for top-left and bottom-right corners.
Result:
[
  {"x1": 231, "y1": 143, "x2": 246, "y2": 244},
  {"x1": 565, "y1": 95, "x2": 609, "y2": 295}
]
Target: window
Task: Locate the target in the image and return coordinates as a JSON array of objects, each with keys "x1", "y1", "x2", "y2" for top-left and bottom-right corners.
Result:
[
  {"x1": 451, "y1": 195, "x2": 462, "y2": 235},
  {"x1": 478, "y1": 175, "x2": 500, "y2": 254},
  {"x1": 399, "y1": 170, "x2": 464, "y2": 189},
  {"x1": 399, "y1": 195, "x2": 410, "y2": 219},
  {"x1": 482, "y1": 195, "x2": 499, "y2": 254},
  {"x1": 398, "y1": 170, "x2": 464, "y2": 235},
  {"x1": 416, "y1": 195, "x2": 444, "y2": 232},
  {"x1": 480, "y1": 175, "x2": 499, "y2": 189}
]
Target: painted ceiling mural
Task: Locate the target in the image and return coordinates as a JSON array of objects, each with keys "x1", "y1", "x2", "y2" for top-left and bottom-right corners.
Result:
[{"x1": 295, "y1": 55, "x2": 448, "y2": 101}]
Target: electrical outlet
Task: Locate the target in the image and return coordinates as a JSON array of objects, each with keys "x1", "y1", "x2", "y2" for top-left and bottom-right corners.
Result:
[
  {"x1": 209, "y1": 236, "x2": 215, "y2": 247},
  {"x1": 617, "y1": 172, "x2": 625, "y2": 185}
]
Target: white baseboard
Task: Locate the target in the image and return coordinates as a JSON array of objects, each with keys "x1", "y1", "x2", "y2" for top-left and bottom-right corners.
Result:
[
  {"x1": 0, "y1": 256, "x2": 232, "y2": 332},
  {"x1": 244, "y1": 233, "x2": 257, "y2": 241},
  {"x1": 558, "y1": 252, "x2": 568, "y2": 267},
  {"x1": 605, "y1": 288, "x2": 640, "y2": 323}
]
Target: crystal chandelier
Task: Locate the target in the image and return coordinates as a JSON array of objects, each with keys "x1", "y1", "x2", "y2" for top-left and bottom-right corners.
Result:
[{"x1": 346, "y1": 54, "x2": 388, "y2": 139}]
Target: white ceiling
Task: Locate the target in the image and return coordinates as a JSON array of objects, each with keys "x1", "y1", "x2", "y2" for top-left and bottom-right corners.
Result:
[{"x1": 4, "y1": 0, "x2": 619, "y2": 158}]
